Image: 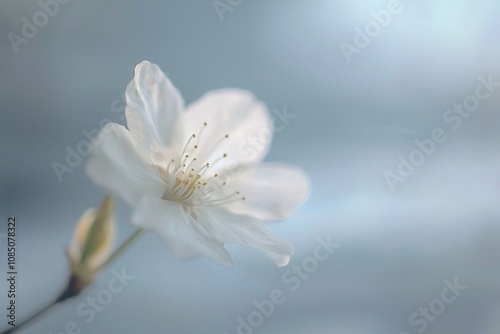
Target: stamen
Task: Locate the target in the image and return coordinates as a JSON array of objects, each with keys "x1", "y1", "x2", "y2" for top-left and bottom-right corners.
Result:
[
  {"x1": 204, "y1": 134, "x2": 230, "y2": 161},
  {"x1": 160, "y1": 122, "x2": 245, "y2": 207},
  {"x1": 202, "y1": 191, "x2": 246, "y2": 207}
]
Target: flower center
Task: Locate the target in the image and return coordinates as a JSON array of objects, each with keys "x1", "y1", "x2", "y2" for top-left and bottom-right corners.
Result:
[{"x1": 159, "y1": 122, "x2": 245, "y2": 207}]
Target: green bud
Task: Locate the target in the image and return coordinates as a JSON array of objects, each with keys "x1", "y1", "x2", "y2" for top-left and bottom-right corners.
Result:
[{"x1": 68, "y1": 196, "x2": 115, "y2": 282}]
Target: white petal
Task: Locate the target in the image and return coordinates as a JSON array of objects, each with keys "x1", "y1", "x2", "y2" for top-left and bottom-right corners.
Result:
[
  {"x1": 224, "y1": 163, "x2": 310, "y2": 221},
  {"x1": 197, "y1": 208, "x2": 294, "y2": 266},
  {"x1": 125, "y1": 61, "x2": 185, "y2": 154},
  {"x1": 132, "y1": 196, "x2": 233, "y2": 267},
  {"x1": 182, "y1": 89, "x2": 273, "y2": 170},
  {"x1": 86, "y1": 123, "x2": 165, "y2": 205}
]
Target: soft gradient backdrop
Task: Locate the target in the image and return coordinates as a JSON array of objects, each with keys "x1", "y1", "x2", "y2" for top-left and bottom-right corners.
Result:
[{"x1": 1, "y1": 0, "x2": 500, "y2": 333}]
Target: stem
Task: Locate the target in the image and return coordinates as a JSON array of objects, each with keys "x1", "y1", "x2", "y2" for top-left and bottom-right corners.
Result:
[
  {"x1": 0, "y1": 228, "x2": 145, "y2": 334},
  {"x1": 1, "y1": 275, "x2": 78, "y2": 334},
  {"x1": 96, "y1": 228, "x2": 145, "y2": 272},
  {"x1": 1, "y1": 298, "x2": 59, "y2": 334}
]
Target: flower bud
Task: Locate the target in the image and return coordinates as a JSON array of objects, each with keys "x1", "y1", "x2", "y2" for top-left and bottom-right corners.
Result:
[{"x1": 68, "y1": 196, "x2": 115, "y2": 284}]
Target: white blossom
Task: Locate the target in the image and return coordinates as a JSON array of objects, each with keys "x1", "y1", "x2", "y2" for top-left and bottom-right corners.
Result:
[{"x1": 86, "y1": 61, "x2": 309, "y2": 267}]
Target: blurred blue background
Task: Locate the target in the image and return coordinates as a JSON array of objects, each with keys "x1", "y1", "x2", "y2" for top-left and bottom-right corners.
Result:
[{"x1": 1, "y1": 0, "x2": 500, "y2": 333}]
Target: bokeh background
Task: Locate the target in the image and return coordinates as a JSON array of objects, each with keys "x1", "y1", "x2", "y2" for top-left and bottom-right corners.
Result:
[{"x1": 2, "y1": 0, "x2": 500, "y2": 333}]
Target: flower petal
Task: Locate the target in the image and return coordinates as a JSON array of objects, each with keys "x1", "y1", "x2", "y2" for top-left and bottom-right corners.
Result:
[
  {"x1": 197, "y1": 208, "x2": 294, "y2": 266},
  {"x1": 224, "y1": 163, "x2": 310, "y2": 221},
  {"x1": 125, "y1": 61, "x2": 185, "y2": 154},
  {"x1": 132, "y1": 195, "x2": 233, "y2": 267},
  {"x1": 86, "y1": 123, "x2": 165, "y2": 205},
  {"x1": 182, "y1": 89, "x2": 273, "y2": 170}
]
